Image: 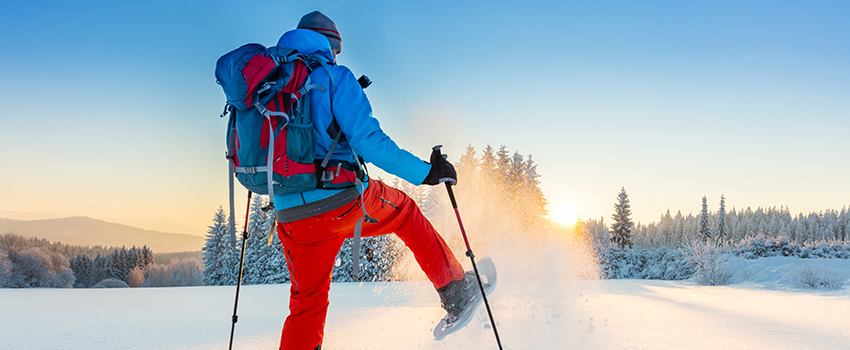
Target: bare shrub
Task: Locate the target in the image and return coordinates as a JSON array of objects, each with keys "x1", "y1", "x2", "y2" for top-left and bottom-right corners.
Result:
[
  {"x1": 126, "y1": 266, "x2": 146, "y2": 287},
  {"x1": 5, "y1": 248, "x2": 75, "y2": 288},
  {"x1": 144, "y1": 263, "x2": 171, "y2": 287},
  {"x1": 93, "y1": 278, "x2": 130, "y2": 288},
  {"x1": 790, "y1": 265, "x2": 847, "y2": 289},
  {"x1": 168, "y1": 258, "x2": 203, "y2": 287},
  {"x1": 0, "y1": 249, "x2": 11, "y2": 287},
  {"x1": 684, "y1": 240, "x2": 733, "y2": 286},
  {"x1": 142, "y1": 259, "x2": 203, "y2": 287}
]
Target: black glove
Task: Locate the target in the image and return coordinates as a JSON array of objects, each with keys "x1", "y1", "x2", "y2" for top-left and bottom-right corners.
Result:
[{"x1": 422, "y1": 151, "x2": 457, "y2": 186}]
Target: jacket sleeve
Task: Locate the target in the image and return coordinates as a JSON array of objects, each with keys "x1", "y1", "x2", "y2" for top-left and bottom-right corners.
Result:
[{"x1": 330, "y1": 66, "x2": 431, "y2": 185}]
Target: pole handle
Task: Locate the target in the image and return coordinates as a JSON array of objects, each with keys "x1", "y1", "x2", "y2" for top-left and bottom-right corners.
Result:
[{"x1": 430, "y1": 145, "x2": 459, "y2": 209}]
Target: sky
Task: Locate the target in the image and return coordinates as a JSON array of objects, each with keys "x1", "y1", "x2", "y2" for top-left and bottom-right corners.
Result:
[{"x1": 1, "y1": 0, "x2": 848, "y2": 235}]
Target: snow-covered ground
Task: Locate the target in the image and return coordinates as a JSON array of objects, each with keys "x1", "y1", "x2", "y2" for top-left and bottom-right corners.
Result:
[{"x1": 2, "y1": 257, "x2": 849, "y2": 350}]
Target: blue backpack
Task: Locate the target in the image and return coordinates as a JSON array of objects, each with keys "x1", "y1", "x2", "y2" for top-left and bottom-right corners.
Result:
[
  {"x1": 216, "y1": 43, "x2": 324, "y2": 198},
  {"x1": 215, "y1": 42, "x2": 376, "y2": 278},
  {"x1": 216, "y1": 43, "x2": 350, "y2": 244}
]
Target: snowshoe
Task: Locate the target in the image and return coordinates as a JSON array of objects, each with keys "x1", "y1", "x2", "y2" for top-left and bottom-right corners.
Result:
[{"x1": 433, "y1": 257, "x2": 497, "y2": 340}]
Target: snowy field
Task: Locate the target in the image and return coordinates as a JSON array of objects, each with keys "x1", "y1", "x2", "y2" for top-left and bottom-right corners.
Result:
[{"x1": 1, "y1": 257, "x2": 849, "y2": 350}]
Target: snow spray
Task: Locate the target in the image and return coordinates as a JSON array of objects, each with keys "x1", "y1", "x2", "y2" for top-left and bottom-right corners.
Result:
[{"x1": 433, "y1": 145, "x2": 504, "y2": 349}]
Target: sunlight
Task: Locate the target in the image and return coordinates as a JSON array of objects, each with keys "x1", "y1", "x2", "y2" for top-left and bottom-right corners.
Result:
[{"x1": 552, "y1": 203, "x2": 580, "y2": 226}]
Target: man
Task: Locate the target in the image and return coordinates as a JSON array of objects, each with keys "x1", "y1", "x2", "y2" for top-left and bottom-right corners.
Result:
[{"x1": 274, "y1": 11, "x2": 480, "y2": 350}]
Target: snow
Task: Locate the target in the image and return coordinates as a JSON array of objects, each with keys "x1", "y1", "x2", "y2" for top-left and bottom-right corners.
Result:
[{"x1": 2, "y1": 256, "x2": 849, "y2": 349}]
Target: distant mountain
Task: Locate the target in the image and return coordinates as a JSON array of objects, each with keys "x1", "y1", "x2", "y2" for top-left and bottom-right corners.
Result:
[{"x1": 0, "y1": 217, "x2": 205, "y2": 253}]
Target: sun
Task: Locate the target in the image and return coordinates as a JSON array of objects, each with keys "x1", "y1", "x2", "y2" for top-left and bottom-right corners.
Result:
[{"x1": 552, "y1": 203, "x2": 580, "y2": 226}]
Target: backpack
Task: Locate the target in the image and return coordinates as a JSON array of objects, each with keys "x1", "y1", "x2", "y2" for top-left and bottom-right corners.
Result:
[
  {"x1": 215, "y1": 42, "x2": 375, "y2": 280},
  {"x1": 216, "y1": 43, "x2": 324, "y2": 198},
  {"x1": 215, "y1": 43, "x2": 367, "y2": 243}
]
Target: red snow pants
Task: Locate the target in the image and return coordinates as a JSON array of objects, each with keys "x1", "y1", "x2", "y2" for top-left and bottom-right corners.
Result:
[{"x1": 276, "y1": 180, "x2": 465, "y2": 350}]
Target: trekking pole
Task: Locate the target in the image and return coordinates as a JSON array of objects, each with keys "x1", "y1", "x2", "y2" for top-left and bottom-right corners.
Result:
[
  {"x1": 229, "y1": 191, "x2": 252, "y2": 350},
  {"x1": 433, "y1": 146, "x2": 504, "y2": 350}
]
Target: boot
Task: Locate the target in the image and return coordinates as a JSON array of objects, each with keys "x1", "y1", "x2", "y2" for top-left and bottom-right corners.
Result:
[{"x1": 437, "y1": 271, "x2": 480, "y2": 320}]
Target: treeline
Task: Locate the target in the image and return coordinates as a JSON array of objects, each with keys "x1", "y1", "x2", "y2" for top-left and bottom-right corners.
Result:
[
  {"x1": 0, "y1": 233, "x2": 117, "y2": 259},
  {"x1": 580, "y1": 193, "x2": 849, "y2": 249},
  {"x1": 635, "y1": 205, "x2": 849, "y2": 247},
  {"x1": 453, "y1": 144, "x2": 548, "y2": 227},
  {"x1": 577, "y1": 190, "x2": 850, "y2": 283},
  {"x1": 0, "y1": 234, "x2": 75, "y2": 288},
  {"x1": 69, "y1": 246, "x2": 153, "y2": 287},
  {"x1": 0, "y1": 233, "x2": 203, "y2": 288}
]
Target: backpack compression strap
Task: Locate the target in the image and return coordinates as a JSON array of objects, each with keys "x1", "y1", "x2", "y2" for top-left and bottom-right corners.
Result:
[{"x1": 224, "y1": 105, "x2": 239, "y2": 249}]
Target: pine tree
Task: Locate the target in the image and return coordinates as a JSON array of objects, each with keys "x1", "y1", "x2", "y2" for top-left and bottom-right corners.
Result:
[
  {"x1": 263, "y1": 230, "x2": 289, "y2": 284},
  {"x1": 698, "y1": 196, "x2": 711, "y2": 242},
  {"x1": 495, "y1": 145, "x2": 511, "y2": 198},
  {"x1": 480, "y1": 145, "x2": 496, "y2": 176},
  {"x1": 495, "y1": 145, "x2": 510, "y2": 175},
  {"x1": 243, "y1": 196, "x2": 271, "y2": 285},
  {"x1": 659, "y1": 210, "x2": 673, "y2": 244},
  {"x1": 508, "y1": 152, "x2": 525, "y2": 186},
  {"x1": 333, "y1": 239, "x2": 354, "y2": 282},
  {"x1": 359, "y1": 235, "x2": 403, "y2": 282},
  {"x1": 202, "y1": 207, "x2": 235, "y2": 286},
  {"x1": 0, "y1": 249, "x2": 10, "y2": 288},
  {"x1": 795, "y1": 213, "x2": 808, "y2": 243},
  {"x1": 610, "y1": 187, "x2": 634, "y2": 249},
  {"x1": 69, "y1": 255, "x2": 95, "y2": 288},
  {"x1": 477, "y1": 145, "x2": 498, "y2": 196},
  {"x1": 717, "y1": 195, "x2": 727, "y2": 242},
  {"x1": 456, "y1": 144, "x2": 478, "y2": 180},
  {"x1": 521, "y1": 154, "x2": 548, "y2": 221},
  {"x1": 91, "y1": 253, "x2": 109, "y2": 285}
]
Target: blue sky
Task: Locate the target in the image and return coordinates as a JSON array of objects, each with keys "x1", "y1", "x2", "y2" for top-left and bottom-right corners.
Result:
[{"x1": 1, "y1": 0, "x2": 848, "y2": 234}]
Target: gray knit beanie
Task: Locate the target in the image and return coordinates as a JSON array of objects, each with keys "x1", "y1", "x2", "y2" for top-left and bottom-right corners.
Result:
[{"x1": 297, "y1": 11, "x2": 341, "y2": 53}]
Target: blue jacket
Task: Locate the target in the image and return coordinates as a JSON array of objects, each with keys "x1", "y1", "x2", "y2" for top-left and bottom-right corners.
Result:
[{"x1": 273, "y1": 29, "x2": 431, "y2": 210}]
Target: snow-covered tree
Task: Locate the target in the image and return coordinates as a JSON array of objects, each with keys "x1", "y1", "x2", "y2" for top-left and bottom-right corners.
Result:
[
  {"x1": 144, "y1": 264, "x2": 171, "y2": 287},
  {"x1": 698, "y1": 196, "x2": 711, "y2": 242},
  {"x1": 455, "y1": 144, "x2": 479, "y2": 181},
  {"x1": 0, "y1": 249, "x2": 11, "y2": 287},
  {"x1": 126, "y1": 266, "x2": 145, "y2": 287},
  {"x1": 717, "y1": 195, "x2": 727, "y2": 242},
  {"x1": 579, "y1": 217, "x2": 610, "y2": 249},
  {"x1": 263, "y1": 232, "x2": 290, "y2": 284},
  {"x1": 243, "y1": 196, "x2": 272, "y2": 285},
  {"x1": 169, "y1": 258, "x2": 204, "y2": 287},
  {"x1": 495, "y1": 145, "x2": 510, "y2": 181},
  {"x1": 332, "y1": 234, "x2": 403, "y2": 283},
  {"x1": 610, "y1": 187, "x2": 634, "y2": 249},
  {"x1": 202, "y1": 207, "x2": 237, "y2": 286},
  {"x1": 4, "y1": 248, "x2": 75, "y2": 288},
  {"x1": 69, "y1": 255, "x2": 95, "y2": 288},
  {"x1": 520, "y1": 154, "x2": 548, "y2": 222}
]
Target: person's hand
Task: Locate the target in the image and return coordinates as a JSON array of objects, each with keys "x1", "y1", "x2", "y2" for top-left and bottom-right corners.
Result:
[{"x1": 422, "y1": 151, "x2": 457, "y2": 186}]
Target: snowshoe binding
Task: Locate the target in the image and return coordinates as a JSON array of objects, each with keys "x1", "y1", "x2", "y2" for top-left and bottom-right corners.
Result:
[{"x1": 433, "y1": 257, "x2": 497, "y2": 340}]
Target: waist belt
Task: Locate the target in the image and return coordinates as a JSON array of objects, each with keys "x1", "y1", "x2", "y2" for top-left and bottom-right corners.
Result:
[{"x1": 275, "y1": 187, "x2": 360, "y2": 223}]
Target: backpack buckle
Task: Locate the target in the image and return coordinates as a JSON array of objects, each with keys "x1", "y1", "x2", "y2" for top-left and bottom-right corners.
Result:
[
  {"x1": 320, "y1": 164, "x2": 343, "y2": 182},
  {"x1": 320, "y1": 170, "x2": 334, "y2": 182},
  {"x1": 257, "y1": 82, "x2": 274, "y2": 95}
]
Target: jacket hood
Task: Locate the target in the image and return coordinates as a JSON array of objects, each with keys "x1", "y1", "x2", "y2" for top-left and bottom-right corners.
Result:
[{"x1": 277, "y1": 29, "x2": 334, "y2": 63}]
